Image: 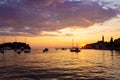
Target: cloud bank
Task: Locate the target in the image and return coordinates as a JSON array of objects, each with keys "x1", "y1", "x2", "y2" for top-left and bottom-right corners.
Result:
[{"x1": 0, "y1": 0, "x2": 120, "y2": 36}]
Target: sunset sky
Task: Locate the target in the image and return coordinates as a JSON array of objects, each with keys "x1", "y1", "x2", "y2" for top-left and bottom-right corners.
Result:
[{"x1": 0, "y1": 0, "x2": 120, "y2": 48}]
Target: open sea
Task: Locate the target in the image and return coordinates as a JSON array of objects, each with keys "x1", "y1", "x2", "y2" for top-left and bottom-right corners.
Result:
[{"x1": 0, "y1": 49, "x2": 120, "y2": 80}]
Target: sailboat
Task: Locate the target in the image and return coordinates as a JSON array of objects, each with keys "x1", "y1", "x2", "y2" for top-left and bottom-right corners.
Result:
[
  {"x1": 43, "y1": 48, "x2": 49, "y2": 53},
  {"x1": 24, "y1": 36, "x2": 31, "y2": 53},
  {"x1": 70, "y1": 39, "x2": 81, "y2": 53},
  {"x1": 16, "y1": 49, "x2": 21, "y2": 54},
  {"x1": 70, "y1": 47, "x2": 80, "y2": 52},
  {"x1": 0, "y1": 49, "x2": 4, "y2": 54}
]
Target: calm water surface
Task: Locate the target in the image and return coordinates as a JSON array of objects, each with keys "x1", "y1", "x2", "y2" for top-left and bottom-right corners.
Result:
[{"x1": 0, "y1": 49, "x2": 120, "y2": 80}]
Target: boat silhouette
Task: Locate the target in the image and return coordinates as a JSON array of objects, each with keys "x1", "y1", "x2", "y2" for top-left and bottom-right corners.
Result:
[
  {"x1": 0, "y1": 49, "x2": 4, "y2": 54},
  {"x1": 70, "y1": 39, "x2": 81, "y2": 53},
  {"x1": 16, "y1": 49, "x2": 21, "y2": 54},
  {"x1": 70, "y1": 47, "x2": 80, "y2": 53},
  {"x1": 24, "y1": 49, "x2": 31, "y2": 53},
  {"x1": 43, "y1": 48, "x2": 49, "y2": 53}
]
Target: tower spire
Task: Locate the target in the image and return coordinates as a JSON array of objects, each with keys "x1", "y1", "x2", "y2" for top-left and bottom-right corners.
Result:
[
  {"x1": 110, "y1": 37, "x2": 113, "y2": 43},
  {"x1": 102, "y1": 35, "x2": 104, "y2": 42}
]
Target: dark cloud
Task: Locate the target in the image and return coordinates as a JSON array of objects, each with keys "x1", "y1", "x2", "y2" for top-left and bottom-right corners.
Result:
[{"x1": 0, "y1": 0, "x2": 120, "y2": 36}]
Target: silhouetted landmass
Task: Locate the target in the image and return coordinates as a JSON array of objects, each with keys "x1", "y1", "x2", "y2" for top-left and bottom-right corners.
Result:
[
  {"x1": 83, "y1": 37, "x2": 120, "y2": 50},
  {"x1": 0, "y1": 42, "x2": 31, "y2": 51}
]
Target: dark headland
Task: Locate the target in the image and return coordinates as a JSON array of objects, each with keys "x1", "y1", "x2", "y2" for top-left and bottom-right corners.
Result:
[
  {"x1": 0, "y1": 42, "x2": 31, "y2": 53},
  {"x1": 83, "y1": 36, "x2": 120, "y2": 50}
]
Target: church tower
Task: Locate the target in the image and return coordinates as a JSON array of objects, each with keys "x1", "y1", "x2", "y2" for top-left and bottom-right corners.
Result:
[
  {"x1": 110, "y1": 37, "x2": 113, "y2": 44},
  {"x1": 102, "y1": 35, "x2": 104, "y2": 42}
]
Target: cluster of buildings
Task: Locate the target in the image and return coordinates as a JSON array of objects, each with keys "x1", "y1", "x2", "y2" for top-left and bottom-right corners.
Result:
[{"x1": 84, "y1": 36, "x2": 120, "y2": 50}]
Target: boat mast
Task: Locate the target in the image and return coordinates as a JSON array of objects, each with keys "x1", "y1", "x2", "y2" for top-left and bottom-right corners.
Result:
[
  {"x1": 25, "y1": 36, "x2": 26, "y2": 43},
  {"x1": 15, "y1": 36, "x2": 17, "y2": 42},
  {"x1": 72, "y1": 39, "x2": 74, "y2": 48},
  {"x1": 3, "y1": 36, "x2": 5, "y2": 43}
]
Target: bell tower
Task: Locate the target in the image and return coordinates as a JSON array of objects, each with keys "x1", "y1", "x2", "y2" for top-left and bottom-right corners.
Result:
[{"x1": 102, "y1": 35, "x2": 104, "y2": 42}]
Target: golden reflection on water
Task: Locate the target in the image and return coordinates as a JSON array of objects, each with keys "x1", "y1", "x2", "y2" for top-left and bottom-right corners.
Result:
[
  {"x1": 0, "y1": 49, "x2": 119, "y2": 67},
  {"x1": 0, "y1": 49, "x2": 120, "y2": 80},
  {"x1": 0, "y1": 49, "x2": 120, "y2": 68}
]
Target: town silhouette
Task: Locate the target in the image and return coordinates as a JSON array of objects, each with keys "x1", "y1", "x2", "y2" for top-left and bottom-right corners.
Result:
[{"x1": 83, "y1": 36, "x2": 120, "y2": 50}]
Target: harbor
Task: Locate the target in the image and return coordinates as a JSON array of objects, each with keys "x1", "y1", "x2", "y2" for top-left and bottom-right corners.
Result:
[
  {"x1": 0, "y1": 49, "x2": 120, "y2": 80},
  {"x1": 0, "y1": 0, "x2": 120, "y2": 80}
]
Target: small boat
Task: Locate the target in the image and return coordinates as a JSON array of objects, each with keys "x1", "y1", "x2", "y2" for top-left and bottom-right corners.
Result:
[
  {"x1": 55, "y1": 48, "x2": 58, "y2": 50},
  {"x1": 16, "y1": 49, "x2": 21, "y2": 54},
  {"x1": 43, "y1": 48, "x2": 49, "y2": 53},
  {"x1": 24, "y1": 49, "x2": 31, "y2": 53},
  {"x1": 0, "y1": 49, "x2": 4, "y2": 54},
  {"x1": 70, "y1": 47, "x2": 81, "y2": 53},
  {"x1": 70, "y1": 39, "x2": 81, "y2": 53},
  {"x1": 61, "y1": 48, "x2": 66, "y2": 50}
]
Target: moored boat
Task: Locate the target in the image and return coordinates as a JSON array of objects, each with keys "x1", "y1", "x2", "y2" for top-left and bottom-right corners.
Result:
[
  {"x1": 24, "y1": 49, "x2": 31, "y2": 53},
  {"x1": 16, "y1": 49, "x2": 21, "y2": 54},
  {"x1": 70, "y1": 47, "x2": 80, "y2": 53},
  {"x1": 0, "y1": 49, "x2": 4, "y2": 54},
  {"x1": 43, "y1": 48, "x2": 49, "y2": 53}
]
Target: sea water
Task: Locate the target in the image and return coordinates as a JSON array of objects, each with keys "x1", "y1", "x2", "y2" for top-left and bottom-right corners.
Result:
[{"x1": 0, "y1": 49, "x2": 120, "y2": 80}]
